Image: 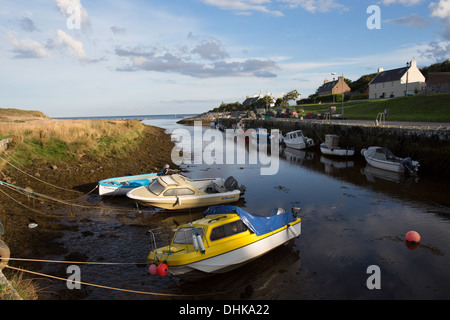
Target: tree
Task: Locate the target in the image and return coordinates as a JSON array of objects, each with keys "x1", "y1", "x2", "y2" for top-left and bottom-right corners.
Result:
[
  {"x1": 283, "y1": 90, "x2": 299, "y2": 104},
  {"x1": 349, "y1": 73, "x2": 377, "y2": 94}
]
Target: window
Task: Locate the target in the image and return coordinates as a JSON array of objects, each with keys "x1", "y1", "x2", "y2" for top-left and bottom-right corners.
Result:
[
  {"x1": 148, "y1": 180, "x2": 165, "y2": 195},
  {"x1": 173, "y1": 227, "x2": 204, "y2": 244},
  {"x1": 210, "y1": 220, "x2": 248, "y2": 241},
  {"x1": 163, "y1": 188, "x2": 195, "y2": 196}
]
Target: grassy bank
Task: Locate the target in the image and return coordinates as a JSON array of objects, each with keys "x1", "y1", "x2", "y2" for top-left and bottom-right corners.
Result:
[
  {"x1": 0, "y1": 110, "x2": 178, "y2": 299},
  {"x1": 0, "y1": 119, "x2": 147, "y2": 168},
  {"x1": 295, "y1": 93, "x2": 450, "y2": 122}
]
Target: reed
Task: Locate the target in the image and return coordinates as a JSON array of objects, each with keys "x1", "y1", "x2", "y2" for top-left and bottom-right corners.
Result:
[{"x1": 0, "y1": 119, "x2": 146, "y2": 165}]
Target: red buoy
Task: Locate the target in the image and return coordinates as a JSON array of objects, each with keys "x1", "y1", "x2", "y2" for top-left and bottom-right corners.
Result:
[
  {"x1": 148, "y1": 264, "x2": 157, "y2": 275},
  {"x1": 157, "y1": 263, "x2": 169, "y2": 277},
  {"x1": 406, "y1": 231, "x2": 421, "y2": 244}
]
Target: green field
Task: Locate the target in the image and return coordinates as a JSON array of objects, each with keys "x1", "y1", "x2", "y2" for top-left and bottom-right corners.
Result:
[{"x1": 293, "y1": 93, "x2": 450, "y2": 122}]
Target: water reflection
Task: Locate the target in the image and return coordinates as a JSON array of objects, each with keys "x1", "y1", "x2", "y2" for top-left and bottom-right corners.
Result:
[
  {"x1": 149, "y1": 118, "x2": 450, "y2": 300},
  {"x1": 44, "y1": 117, "x2": 450, "y2": 300}
]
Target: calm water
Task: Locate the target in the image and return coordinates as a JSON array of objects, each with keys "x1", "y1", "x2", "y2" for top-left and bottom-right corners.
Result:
[{"x1": 44, "y1": 116, "x2": 450, "y2": 300}]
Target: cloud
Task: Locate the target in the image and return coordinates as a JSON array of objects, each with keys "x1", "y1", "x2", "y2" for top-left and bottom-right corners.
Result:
[
  {"x1": 278, "y1": 0, "x2": 347, "y2": 13},
  {"x1": 19, "y1": 17, "x2": 39, "y2": 32},
  {"x1": 419, "y1": 40, "x2": 450, "y2": 61},
  {"x1": 200, "y1": 0, "x2": 283, "y2": 16},
  {"x1": 56, "y1": 29, "x2": 90, "y2": 63},
  {"x1": 54, "y1": 0, "x2": 90, "y2": 29},
  {"x1": 5, "y1": 31, "x2": 49, "y2": 59},
  {"x1": 384, "y1": 14, "x2": 430, "y2": 28},
  {"x1": 381, "y1": 0, "x2": 424, "y2": 5},
  {"x1": 110, "y1": 26, "x2": 126, "y2": 35},
  {"x1": 115, "y1": 44, "x2": 279, "y2": 78},
  {"x1": 191, "y1": 38, "x2": 229, "y2": 60},
  {"x1": 429, "y1": 0, "x2": 450, "y2": 40}
]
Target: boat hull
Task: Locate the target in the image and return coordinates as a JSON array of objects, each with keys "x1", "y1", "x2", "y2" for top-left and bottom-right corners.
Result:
[
  {"x1": 166, "y1": 221, "x2": 301, "y2": 278},
  {"x1": 363, "y1": 156, "x2": 404, "y2": 173},
  {"x1": 320, "y1": 143, "x2": 354, "y2": 157},
  {"x1": 129, "y1": 190, "x2": 241, "y2": 210}
]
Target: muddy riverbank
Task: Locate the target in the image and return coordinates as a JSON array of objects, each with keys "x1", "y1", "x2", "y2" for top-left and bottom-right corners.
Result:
[{"x1": 0, "y1": 124, "x2": 177, "y2": 299}]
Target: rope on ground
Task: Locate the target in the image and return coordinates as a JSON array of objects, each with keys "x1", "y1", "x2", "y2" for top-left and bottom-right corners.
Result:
[
  {"x1": 6, "y1": 257, "x2": 148, "y2": 265},
  {"x1": 0, "y1": 180, "x2": 156, "y2": 216},
  {"x1": 5, "y1": 265, "x2": 229, "y2": 297},
  {"x1": 0, "y1": 186, "x2": 62, "y2": 218},
  {"x1": 0, "y1": 154, "x2": 80, "y2": 194}
]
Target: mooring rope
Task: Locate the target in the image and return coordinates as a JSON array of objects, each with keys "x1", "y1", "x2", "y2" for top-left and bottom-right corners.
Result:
[
  {"x1": 0, "y1": 181, "x2": 155, "y2": 215},
  {"x1": 0, "y1": 154, "x2": 81, "y2": 194},
  {"x1": 5, "y1": 257, "x2": 148, "y2": 265},
  {"x1": 5, "y1": 264, "x2": 229, "y2": 297}
]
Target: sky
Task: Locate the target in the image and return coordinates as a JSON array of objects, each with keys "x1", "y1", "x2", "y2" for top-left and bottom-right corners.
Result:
[{"x1": 0, "y1": 0, "x2": 449, "y2": 118}]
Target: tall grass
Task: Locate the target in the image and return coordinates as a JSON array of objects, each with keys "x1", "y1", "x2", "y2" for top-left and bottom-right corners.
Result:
[{"x1": 0, "y1": 119, "x2": 146, "y2": 166}]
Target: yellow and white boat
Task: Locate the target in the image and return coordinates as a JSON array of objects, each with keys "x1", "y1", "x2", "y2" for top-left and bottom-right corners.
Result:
[
  {"x1": 126, "y1": 174, "x2": 244, "y2": 210},
  {"x1": 147, "y1": 205, "x2": 301, "y2": 279}
]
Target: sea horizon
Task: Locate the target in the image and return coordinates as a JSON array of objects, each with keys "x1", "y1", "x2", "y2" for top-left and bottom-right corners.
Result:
[{"x1": 53, "y1": 113, "x2": 198, "y2": 120}]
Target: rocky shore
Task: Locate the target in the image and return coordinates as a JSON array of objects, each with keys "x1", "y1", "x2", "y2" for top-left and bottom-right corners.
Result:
[{"x1": 0, "y1": 124, "x2": 177, "y2": 299}]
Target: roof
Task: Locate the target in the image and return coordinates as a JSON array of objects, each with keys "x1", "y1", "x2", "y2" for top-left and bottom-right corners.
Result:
[
  {"x1": 243, "y1": 96, "x2": 260, "y2": 106},
  {"x1": 370, "y1": 67, "x2": 408, "y2": 84},
  {"x1": 317, "y1": 80, "x2": 338, "y2": 93},
  {"x1": 427, "y1": 72, "x2": 450, "y2": 84}
]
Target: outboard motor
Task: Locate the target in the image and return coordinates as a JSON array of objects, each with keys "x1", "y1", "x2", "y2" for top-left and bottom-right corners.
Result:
[
  {"x1": 224, "y1": 176, "x2": 239, "y2": 191},
  {"x1": 402, "y1": 158, "x2": 418, "y2": 176},
  {"x1": 162, "y1": 164, "x2": 170, "y2": 175},
  {"x1": 291, "y1": 207, "x2": 302, "y2": 217}
]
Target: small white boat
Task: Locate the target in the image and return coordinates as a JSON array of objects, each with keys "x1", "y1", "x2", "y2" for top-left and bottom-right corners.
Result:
[
  {"x1": 98, "y1": 173, "x2": 162, "y2": 196},
  {"x1": 98, "y1": 165, "x2": 172, "y2": 196},
  {"x1": 320, "y1": 134, "x2": 354, "y2": 157},
  {"x1": 361, "y1": 146, "x2": 419, "y2": 175},
  {"x1": 126, "y1": 174, "x2": 245, "y2": 210},
  {"x1": 147, "y1": 205, "x2": 301, "y2": 279},
  {"x1": 283, "y1": 130, "x2": 314, "y2": 150}
]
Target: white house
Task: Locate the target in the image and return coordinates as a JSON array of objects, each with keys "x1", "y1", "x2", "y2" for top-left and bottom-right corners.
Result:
[{"x1": 369, "y1": 60, "x2": 426, "y2": 99}]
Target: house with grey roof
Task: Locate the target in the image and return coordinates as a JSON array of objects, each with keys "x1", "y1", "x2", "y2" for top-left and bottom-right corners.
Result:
[
  {"x1": 369, "y1": 60, "x2": 426, "y2": 99},
  {"x1": 317, "y1": 76, "x2": 350, "y2": 97}
]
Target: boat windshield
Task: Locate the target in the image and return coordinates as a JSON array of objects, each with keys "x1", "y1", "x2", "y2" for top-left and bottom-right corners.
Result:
[
  {"x1": 148, "y1": 180, "x2": 165, "y2": 195},
  {"x1": 173, "y1": 227, "x2": 205, "y2": 244}
]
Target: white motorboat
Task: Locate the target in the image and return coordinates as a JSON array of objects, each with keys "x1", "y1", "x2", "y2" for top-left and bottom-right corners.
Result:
[
  {"x1": 126, "y1": 174, "x2": 245, "y2": 210},
  {"x1": 361, "y1": 146, "x2": 419, "y2": 175},
  {"x1": 283, "y1": 130, "x2": 314, "y2": 150},
  {"x1": 320, "y1": 134, "x2": 354, "y2": 157}
]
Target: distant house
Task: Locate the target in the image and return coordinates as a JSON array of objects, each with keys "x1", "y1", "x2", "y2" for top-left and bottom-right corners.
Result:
[
  {"x1": 317, "y1": 76, "x2": 351, "y2": 96},
  {"x1": 368, "y1": 60, "x2": 426, "y2": 99},
  {"x1": 242, "y1": 93, "x2": 275, "y2": 108},
  {"x1": 242, "y1": 94, "x2": 262, "y2": 107},
  {"x1": 424, "y1": 72, "x2": 450, "y2": 94}
]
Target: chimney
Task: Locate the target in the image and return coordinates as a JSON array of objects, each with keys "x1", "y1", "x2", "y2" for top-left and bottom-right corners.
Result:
[
  {"x1": 323, "y1": 79, "x2": 329, "y2": 84},
  {"x1": 378, "y1": 67, "x2": 384, "y2": 73},
  {"x1": 409, "y1": 60, "x2": 417, "y2": 68}
]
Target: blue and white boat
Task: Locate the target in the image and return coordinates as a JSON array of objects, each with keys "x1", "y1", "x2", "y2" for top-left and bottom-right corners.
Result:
[{"x1": 98, "y1": 165, "x2": 172, "y2": 196}]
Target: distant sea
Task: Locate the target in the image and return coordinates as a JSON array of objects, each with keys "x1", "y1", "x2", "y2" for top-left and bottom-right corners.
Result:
[{"x1": 54, "y1": 113, "x2": 197, "y2": 121}]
